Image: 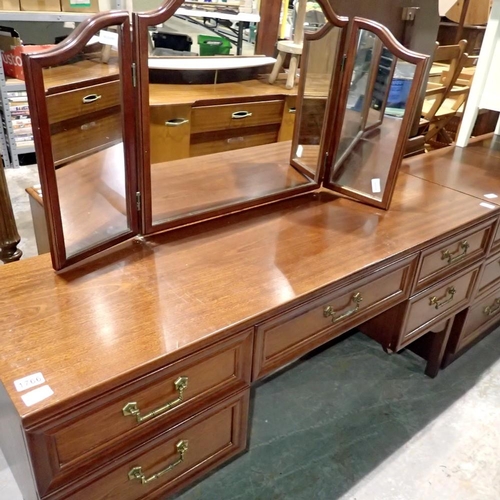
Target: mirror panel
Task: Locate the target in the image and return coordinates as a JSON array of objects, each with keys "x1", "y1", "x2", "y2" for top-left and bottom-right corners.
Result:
[
  {"x1": 326, "y1": 21, "x2": 427, "y2": 209},
  {"x1": 135, "y1": 1, "x2": 346, "y2": 231},
  {"x1": 23, "y1": 14, "x2": 137, "y2": 269},
  {"x1": 291, "y1": 23, "x2": 343, "y2": 178}
]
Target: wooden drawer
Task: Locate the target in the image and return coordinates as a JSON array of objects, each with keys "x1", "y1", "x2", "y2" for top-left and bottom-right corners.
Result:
[
  {"x1": 191, "y1": 99, "x2": 284, "y2": 134},
  {"x1": 56, "y1": 390, "x2": 249, "y2": 500},
  {"x1": 27, "y1": 330, "x2": 252, "y2": 496},
  {"x1": 190, "y1": 125, "x2": 279, "y2": 157},
  {"x1": 477, "y1": 251, "x2": 500, "y2": 297},
  {"x1": 46, "y1": 80, "x2": 120, "y2": 125},
  {"x1": 456, "y1": 286, "x2": 500, "y2": 351},
  {"x1": 253, "y1": 254, "x2": 417, "y2": 380},
  {"x1": 51, "y1": 112, "x2": 122, "y2": 165},
  {"x1": 415, "y1": 219, "x2": 494, "y2": 292},
  {"x1": 401, "y1": 264, "x2": 480, "y2": 346},
  {"x1": 150, "y1": 104, "x2": 191, "y2": 164}
]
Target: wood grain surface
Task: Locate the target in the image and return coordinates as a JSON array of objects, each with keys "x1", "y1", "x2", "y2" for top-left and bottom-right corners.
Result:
[{"x1": 0, "y1": 172, "x2": 497, "y2": 425}]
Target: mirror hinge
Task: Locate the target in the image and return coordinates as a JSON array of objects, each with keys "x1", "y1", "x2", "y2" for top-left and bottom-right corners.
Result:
[
  {"x1": 132, "y1": 63, "x2": 137, "y2": 87},
  {"x1": 136, "y1": 191, "x2": 141, "y2": 211},
  {"x1": 340, "y1": 54, "x2": 347, "y2": 72}
]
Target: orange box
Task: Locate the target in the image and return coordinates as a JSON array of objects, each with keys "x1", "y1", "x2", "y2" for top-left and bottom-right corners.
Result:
[
  {"x1": 20, "y1": 0, "x2": 61, "y2": 10},
  {"x1": 1, "y1": 45, "x2": 53, "y2": 79},
  {"x1": 61, "y1": 0, "x2": 98, "y2": 13}
]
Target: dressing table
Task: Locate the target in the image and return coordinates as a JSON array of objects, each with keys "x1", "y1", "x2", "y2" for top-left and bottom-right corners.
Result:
[{"x1": 3, "y1": 1, "x2": 500, "y2": 499}]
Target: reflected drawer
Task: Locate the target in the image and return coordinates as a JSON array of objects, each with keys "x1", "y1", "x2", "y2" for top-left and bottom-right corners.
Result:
[
  {"x1": 477, "y1": 251, "x2": 500, "y2": 296},
  {"x1": 27, "y1": 330, "x2": 252, "y2": 496},
  {"x1": 51, "y1": 112, "x2": 122, "y2": 165},
  {"x1": 190, "y1": 125, "x2": 279, "y2": 157},
  {"x1": 253, "y1": 254, "x2": 417, "y2": 380},
  {"x1": 46, "y1": 80, "x2": 120, "y2": 125},
  {"x1": 401, "y1": 264, "x2": 480, "y2": 346},
  {"x1": 60, "y1": 390, "x2": 249, "y2": 500},
  {"x1": 191, "y1": 99, "x2": 284, "y2": 134},
  {"x1": 415, "y1": 219, "x2": 494, "y2": 292}
]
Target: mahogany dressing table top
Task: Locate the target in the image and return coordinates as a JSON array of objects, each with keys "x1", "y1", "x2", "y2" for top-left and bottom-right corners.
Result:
[
  {"x1": 0, "y1": 169, "x2": 497, "y2": 425},
  {"x1": 402, "y1": 134, "x2": 500, "y2": 205}
]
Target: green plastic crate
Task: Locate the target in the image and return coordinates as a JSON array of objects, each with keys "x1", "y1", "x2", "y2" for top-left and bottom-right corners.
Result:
[{"x1": 197, "y1": 35, "x2": 231, "y2": 56}]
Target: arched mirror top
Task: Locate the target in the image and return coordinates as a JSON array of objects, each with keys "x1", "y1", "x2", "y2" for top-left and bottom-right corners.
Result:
[
  {"x1": 135, "y1": 0, "x2": 184, "y2": 26},
  {"x1": 303, "y1": 0, "x2": 349, "y2": 41}
]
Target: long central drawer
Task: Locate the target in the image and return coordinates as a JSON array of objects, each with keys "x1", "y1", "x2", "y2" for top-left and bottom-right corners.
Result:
[{"x1": 253, "y1": 254, "x2": 418, "y2": 380}]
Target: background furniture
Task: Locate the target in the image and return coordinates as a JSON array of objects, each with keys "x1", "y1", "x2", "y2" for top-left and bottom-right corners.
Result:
[{"x1": 456, "y1": 0, "x2": 500, "y2": 147}]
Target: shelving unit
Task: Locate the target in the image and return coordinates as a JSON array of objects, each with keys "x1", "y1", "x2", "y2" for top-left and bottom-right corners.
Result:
[
  {"x1": 0, "y1": 10, "x2": 94, "y2": 22},
  {"x1": 0, "y1": 63, "x2": 34, "y2": 168}
]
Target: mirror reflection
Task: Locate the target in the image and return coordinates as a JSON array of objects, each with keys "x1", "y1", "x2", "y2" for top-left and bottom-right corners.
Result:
[
  {"x1": 292, "y1": 24, "x2": 343, "y2": 176},
  {"x1": 146, "y1": 3, "x2": 323, "y2": 226},
  {"x1": 331, "y1": 29, "x2": 416, "y2": 202},
  {"x1": 44, "y1": 28, "x2": 129, "y2": 257}
]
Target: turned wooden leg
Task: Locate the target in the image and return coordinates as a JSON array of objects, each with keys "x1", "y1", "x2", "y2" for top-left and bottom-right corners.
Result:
[
  {"x1": 0, "y1": 163, "x2": 22, "y2": 263},
  {"x1": 286, "y1": 54, "x2": 299, "y2": 89},
  {"x1": 269, "y1": 51, "x2": 285, "y2": 84}
]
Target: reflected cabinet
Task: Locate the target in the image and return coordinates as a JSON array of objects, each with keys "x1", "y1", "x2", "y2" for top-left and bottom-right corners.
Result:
[{"x1": 23, "y1": 0, "x2": 429, "y2": 270}]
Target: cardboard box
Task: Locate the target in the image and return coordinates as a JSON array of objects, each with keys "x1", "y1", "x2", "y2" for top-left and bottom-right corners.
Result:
[
  {"x1": 61, "y1": 0, "x2": 98, "y2": 12},
  {"x1": 20, "y1": 0, "x2": 61, "y2": 11},
  {"x1": 0, "y1": 26, "x2": 54, "y2": 80},
  {"x1": 0, "y1": 0, "x2": 20, "y2": 10}
]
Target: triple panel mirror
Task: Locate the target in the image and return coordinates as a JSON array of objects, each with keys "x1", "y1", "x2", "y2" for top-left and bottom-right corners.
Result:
[{"x1": 23, "y1": 0, "x2": 428, "y2": 270}]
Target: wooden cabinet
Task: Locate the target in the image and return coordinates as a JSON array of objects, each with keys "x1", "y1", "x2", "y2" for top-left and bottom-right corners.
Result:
[
  {"x1": 46, "y1": 78, "x2": 122, "y2": 167},
  {"x1": 150, "y1": 90, "x2": 297, "y2": 164}
]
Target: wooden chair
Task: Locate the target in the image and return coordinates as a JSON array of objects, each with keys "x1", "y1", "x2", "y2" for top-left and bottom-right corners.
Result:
[{"x1": 420, "y1": 40, "x2": 470, "y2": 145}]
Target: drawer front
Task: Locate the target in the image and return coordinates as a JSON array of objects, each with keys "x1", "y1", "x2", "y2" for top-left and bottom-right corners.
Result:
[
  {"x1": 191, "y1": 99, "x2": 284, "y2": 134},
  {"x1": 46, "y1": 80, "x2": 120, "y2": 125},
  {"x1": 253, "y1": 254, "x2": 417, "y2": 380},
  {"x1": 415, "y1": 219, "x2": 494, "y2": 292},
  {"x1": 51, "y1": 112, "x2": 122, "y2": 165},
  {"x1": 278, "y1": 96, "x2": 297, "y2": 142},
  {"x1": 190, "y1": 125, "x2": 279, "y2": 157},
  {"x1": 457, "y1": 287, "x2": 500, "y2": 350},
  {"x1": 402, "y1": 264, "x2": 480, "y2": 345},
  {"x1": 477, "y1": 251, "x2": 500, "y2": 296},
  {"x1": 150, "y1": 104, "x2": 191, "y2": 164},
  {"x1": 60, "y1": 391, "x2": 249, "y2": 500},
  {"x1": 491, "y1": 218, "x2": 500, "y2": 253},
  {"x1": 28, "y1": 330, "x2": 252, "y2": 495}
]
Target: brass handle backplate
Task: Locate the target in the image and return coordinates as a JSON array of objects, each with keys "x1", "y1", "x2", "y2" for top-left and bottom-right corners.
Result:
[
  {"x1": 231, "y1": 110, "x2": 252, "y2": 119},
  {"x1": 82, "y1": 94, "x2": 102, "y2": 104},
  {"x1": 441, "y1": 240, "x2": 469, "y2": 264},
  {"x1": 165, "y1": 118, "x2": 189, "y2": 127},
  {"x1": 288, "y1": 107, "x2": 296, "y2": 114},
  {"x1": 483, "y1": 298, "x2": 500, "y2": 316},
  {"x1": 122, "y1": 376, "x2": 188, "y2": 424},
  {"x1": 324, "y1": 292, "x2": 363, "y2": 323},
  {"x1": 128, "y1": 440, "x2": 188, "y2": 485},
  {"x1": 429, "y1": 286, "x2": 456, "y2": 309}
]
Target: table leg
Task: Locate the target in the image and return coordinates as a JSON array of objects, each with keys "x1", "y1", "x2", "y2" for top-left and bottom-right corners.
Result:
[
  {"x1": 424, "y1": 320, "x2": 453, "y2": 378},
  {"x1": 237, "y1": 20, "x2": 244, "y2": 55},
  {"x1": 0, "y1": 163, "x2": 22, "y2": 264}
]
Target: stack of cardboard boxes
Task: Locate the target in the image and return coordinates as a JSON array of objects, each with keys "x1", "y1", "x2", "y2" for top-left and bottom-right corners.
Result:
[{"x1": 0, "y1": 0, "x2": 98, "y2": 12}]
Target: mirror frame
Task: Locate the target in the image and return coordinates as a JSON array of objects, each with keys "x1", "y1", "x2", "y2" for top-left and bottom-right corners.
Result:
[
  {"x1": 133, "y1": 0, "x2": 318, "y2": 235},
  {"x1": 23, "y1": 12, "x2": 138, "y2": 270},
  {"x1": 290, "y1": 0, "x2": 348, "y2": 183},
  {"x1": 323, "y1": 17, "x2": 428, "y2": 210}
]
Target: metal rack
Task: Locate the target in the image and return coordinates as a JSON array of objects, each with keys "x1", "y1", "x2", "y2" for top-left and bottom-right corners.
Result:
[{"x1": 0, "y1": 63, "x2": 35, "y2": 168}]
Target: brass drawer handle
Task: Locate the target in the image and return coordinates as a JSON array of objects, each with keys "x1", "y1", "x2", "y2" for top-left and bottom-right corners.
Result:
[
  {"x1": 483, "y1": 298, "x2": 500, "y2": 316},
  {"x1": 82, "y1": 94, "x2": 102, "y2": 104},
  {"x1": 122, "y1": 376, "x2": 188, "y2": 424},
  {"x1": 441, "y1": 240, "x2": 469, "y2": 264},
  {"x1": 227, "y1": 136, "x2": 245, "y2": 144},
  {"x1": 80, "y1": 121, "x2": 96, "y2": 131},
  {"x1": 429, "y1": 286, "x2": 456, "y2": 309},
  {"x1": 231, "y1": 110, "x2": 252, "y2": 119},
  {"x1": 324, "y1": 292, "x2": 363, "y2": 323},
  {"x1": 288, "y1": 107, "x2": 296, "y2": 113},
  {"x1": 165, "y1": 118, "x2": 189, "y2": 127},
  {"x1": 128, "y1": 440, "x2": 188, "y2": 485}
]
